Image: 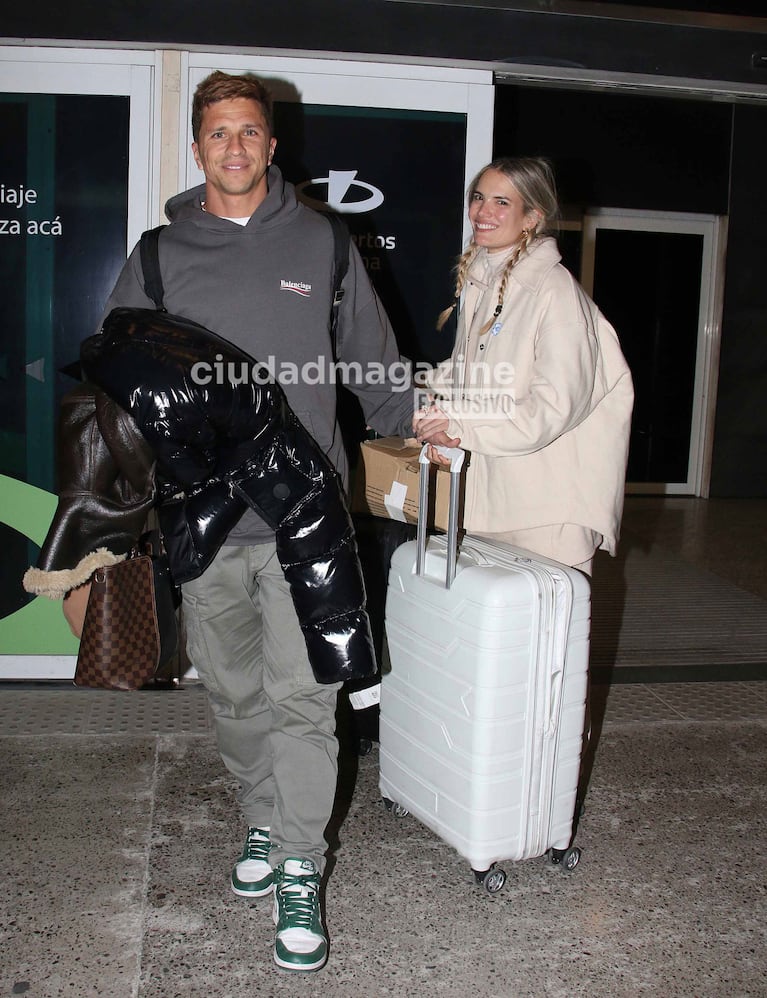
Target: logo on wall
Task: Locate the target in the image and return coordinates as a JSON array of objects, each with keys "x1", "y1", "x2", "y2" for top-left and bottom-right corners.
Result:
[{"x1": 296, "y1": 170, "x2": 385, "y2": 213}]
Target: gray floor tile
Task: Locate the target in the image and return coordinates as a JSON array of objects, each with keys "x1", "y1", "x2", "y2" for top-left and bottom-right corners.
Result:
[
  {"x1": 648, "y1": 682, "x2": 767, "y2": 721},
  {"x1": 593, "y1": 683, "x2": 686, "y2": 725},
  {"x1": 0, "y1": 737, "x2": 156, "y2": 998}
]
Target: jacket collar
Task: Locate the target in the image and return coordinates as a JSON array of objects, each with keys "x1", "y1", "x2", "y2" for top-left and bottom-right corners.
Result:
[
  {"x1": 467, "y1": 236, "x2": 562, "y2": 297},
  {"x1": 508, "y1": 236, "x2": 562, "y2": 294}
]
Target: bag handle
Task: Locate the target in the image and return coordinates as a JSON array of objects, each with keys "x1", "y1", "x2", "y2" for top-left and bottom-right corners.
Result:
[{"x1": 415, "y1": 444, "x2": 465, "y2": 588}]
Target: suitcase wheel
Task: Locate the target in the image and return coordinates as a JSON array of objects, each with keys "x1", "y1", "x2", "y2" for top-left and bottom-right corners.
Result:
[
  {"x1": 357, "y1": 737, "x2": 375, "y2": 757},
  {"x1": 473, "y1": 865, "x2": 507, "y2": 894},
  {"x1": 548, "y1": 846, "x2": 581, "y2": 871},
  {"x1": 382, "y1": 797, "x2": 410, "y2": 818}
]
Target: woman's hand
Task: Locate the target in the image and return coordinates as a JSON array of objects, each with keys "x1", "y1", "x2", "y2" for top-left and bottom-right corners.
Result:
[
  {"x1": 63, "y1": 583, "x2": 91, "y2": 639},
  {"x1": 412, "y1": 403, "x2": 461, "y2": 453},
  {"x1": 423, "y1": 435, "x2": 462, "y2": 467}
]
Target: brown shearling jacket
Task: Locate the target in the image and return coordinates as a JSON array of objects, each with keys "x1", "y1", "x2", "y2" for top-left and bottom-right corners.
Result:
[{"x1": 23, "y1": 384, "x2": 156, "y2": 600}]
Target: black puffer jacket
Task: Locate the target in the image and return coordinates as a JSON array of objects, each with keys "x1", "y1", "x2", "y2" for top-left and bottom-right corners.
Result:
[{"x1": 29, "y1": 306, "x2": 376, "y2": 685}]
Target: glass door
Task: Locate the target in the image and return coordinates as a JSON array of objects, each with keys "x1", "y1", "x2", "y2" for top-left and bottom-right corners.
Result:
[
  {"x1": 0, "y1": 47, "x2": 155, "y2": 678},
  {"x1": 579, "y1": 210, "x2": 726, "y2": 496}
]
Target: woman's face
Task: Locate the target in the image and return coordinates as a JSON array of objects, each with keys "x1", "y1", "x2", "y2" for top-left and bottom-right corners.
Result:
[{"x1": 468, "y1": 168, "x2": 539, "y2": 253}]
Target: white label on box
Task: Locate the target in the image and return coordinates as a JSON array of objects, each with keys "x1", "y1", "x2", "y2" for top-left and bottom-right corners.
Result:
[
  {"x1": 348, "y1": 683, "x2": 381, "y2": 711},
  {"x1": 384, "y1": 481, "x2": 408, "y2": 521}
]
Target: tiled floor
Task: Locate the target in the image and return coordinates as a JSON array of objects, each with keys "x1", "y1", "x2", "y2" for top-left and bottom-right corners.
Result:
[
  {"x1": 589, "y1": 497, "x2": 767, "y2": 681},
  {"x1": 1, "y1": 496, "x2": 766, "y2": 997}
]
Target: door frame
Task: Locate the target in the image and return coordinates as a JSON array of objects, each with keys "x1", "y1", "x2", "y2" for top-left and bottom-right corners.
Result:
[{"x1": 579, "y1": 208, "x2": 728, "y2": 497}]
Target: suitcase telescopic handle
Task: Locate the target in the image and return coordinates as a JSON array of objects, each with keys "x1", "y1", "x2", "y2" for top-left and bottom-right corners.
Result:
[{"x1": 417, "y1": 445, "x2": 465, "y2": 588}]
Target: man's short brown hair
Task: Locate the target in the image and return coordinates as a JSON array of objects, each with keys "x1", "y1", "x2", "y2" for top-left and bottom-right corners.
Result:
[{"x1": 192, "y1": 71, "x2": 274, "y2": 143}]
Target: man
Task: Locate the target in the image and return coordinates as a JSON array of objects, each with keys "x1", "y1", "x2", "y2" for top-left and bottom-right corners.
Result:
[{"x1": 99, "y1": 70, "x2": 414, "y2": 972}]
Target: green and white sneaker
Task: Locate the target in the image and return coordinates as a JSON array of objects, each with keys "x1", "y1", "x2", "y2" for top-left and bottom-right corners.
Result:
[
  {"x1": 272, "y1": 858, "x2": 328, "y2": 972},
  {"x1": 231, "y1": 827, "x2": 273, "y2": 898}
]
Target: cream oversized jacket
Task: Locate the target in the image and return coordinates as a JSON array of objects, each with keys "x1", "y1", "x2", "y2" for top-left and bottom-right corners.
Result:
[{"x1": 425, "y1": 237, "x2": 634, "y2": 555}]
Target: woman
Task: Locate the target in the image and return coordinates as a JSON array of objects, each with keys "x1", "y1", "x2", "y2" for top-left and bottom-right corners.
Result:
[{"x1": 413, "y1": 157, "x2": 634, "y2": 574}]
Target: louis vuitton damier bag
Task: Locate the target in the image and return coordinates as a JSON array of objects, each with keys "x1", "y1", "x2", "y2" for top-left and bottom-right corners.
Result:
[{"x1": 74, "y1": 531, "x2": 179, "y2": 691}]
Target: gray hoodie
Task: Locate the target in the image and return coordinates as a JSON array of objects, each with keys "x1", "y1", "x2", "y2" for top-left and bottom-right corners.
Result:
[{"x1": 101, "y1": 166, "x2": 413, "y2": 543}]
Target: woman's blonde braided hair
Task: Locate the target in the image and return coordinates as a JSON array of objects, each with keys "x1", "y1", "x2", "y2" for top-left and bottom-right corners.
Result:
[{"x1": 437, "y1": 156, "x2": 559, "y2": 333}]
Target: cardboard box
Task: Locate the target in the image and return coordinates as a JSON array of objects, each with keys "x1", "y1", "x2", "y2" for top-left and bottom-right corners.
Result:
[{"x1": 351, "y1": 436, "x2": 458, "y2": 532}]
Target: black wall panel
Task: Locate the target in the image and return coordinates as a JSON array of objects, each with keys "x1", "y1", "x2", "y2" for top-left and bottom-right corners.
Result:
[
  {"x1": 493, "y1": 86, "x2": 732, "y2": 214},
  {"x1": 710, "y1": 103, "x2": 767, "y2": 496}
]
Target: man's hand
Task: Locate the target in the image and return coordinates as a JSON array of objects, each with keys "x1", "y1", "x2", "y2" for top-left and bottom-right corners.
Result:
[{"x1": 63, "y1": 583, "x2": 91, "y2": 639}]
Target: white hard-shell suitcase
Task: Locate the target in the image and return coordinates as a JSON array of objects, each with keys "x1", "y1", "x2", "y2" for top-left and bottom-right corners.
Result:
[{"x1": 379, "y1": 446, "x2": 591, "y2": 893}]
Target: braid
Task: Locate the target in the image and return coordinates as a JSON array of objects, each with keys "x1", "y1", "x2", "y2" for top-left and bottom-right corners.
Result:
[
  {"x1": 436, "y1": 244, "x2": 480, "y2": 331},
  {"x1": 474, "y1": 228, "x2": 536, "y2": 337}
]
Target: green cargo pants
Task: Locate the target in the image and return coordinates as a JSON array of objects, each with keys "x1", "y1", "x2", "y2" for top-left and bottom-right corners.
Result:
[{"x1": 182, "y1": 542, "x2": 342, "y2": 872}]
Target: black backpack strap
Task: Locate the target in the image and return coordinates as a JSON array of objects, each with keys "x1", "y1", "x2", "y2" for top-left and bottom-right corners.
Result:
[
  {"x1": 324, "y1": 212, "x2": 350, "y2": 357},
  {"x1": 139, "y1": 224, "x2": 168, "y2": 310}
]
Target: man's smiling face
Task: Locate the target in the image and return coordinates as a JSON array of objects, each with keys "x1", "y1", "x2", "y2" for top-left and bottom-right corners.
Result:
[{"x1": 192, "y1": 97, "x2": 277, "y2": 216}]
